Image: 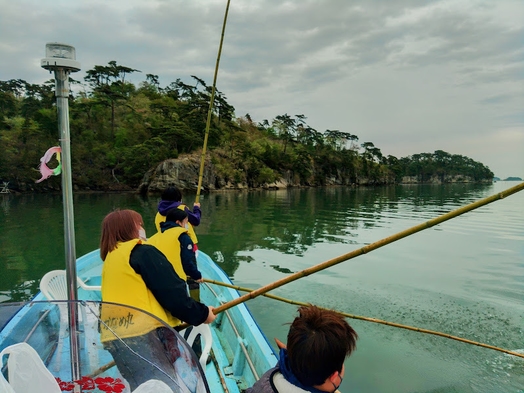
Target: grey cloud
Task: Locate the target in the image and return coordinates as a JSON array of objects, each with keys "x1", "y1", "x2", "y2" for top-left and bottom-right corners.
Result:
[
  {"x1": 0, "y1": 0, "x2": 522, "y2": 177},
  {"x1": 495, "y1": 112, "x2": 524, "y2": 127},
  {"x1": 480, "y1": 93, "x2": 519, "y2": 105},
  {"x1": 239, "y1": 2, "x2": 524, "y2": 88}
]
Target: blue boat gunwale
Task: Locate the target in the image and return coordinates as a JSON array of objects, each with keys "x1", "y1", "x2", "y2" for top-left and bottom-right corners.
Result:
[
  {"x1": 197, "y1": 251, "x2": 278, "y2": 358},
  {"x1": 0, "y1": 248, "x2": 278, "y2": 392},
  {"x1": 75, "y1": 249, "x2": 278, "y2": 360}
]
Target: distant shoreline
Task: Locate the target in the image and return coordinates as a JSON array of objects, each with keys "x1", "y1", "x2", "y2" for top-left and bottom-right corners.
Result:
[
  {"x1": 493, "y1": 177, "x2": 523, "y2": 182},
  {"x1": 3, "y1": 180, "x2": 507, "y2": 195}
]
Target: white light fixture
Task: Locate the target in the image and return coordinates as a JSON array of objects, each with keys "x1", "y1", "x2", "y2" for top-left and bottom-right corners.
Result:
[{"x1": 41, "y1": 42, "x2": 81, "y2": 72}]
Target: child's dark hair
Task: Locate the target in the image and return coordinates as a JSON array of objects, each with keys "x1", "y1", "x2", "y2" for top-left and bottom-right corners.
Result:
[
  {"x1": 166, "y1": 208, "x2": 188, "y2": 223},
  {"x1": 286, "y1": 305, "x2": 358, "y2": 386},
  {"x1": 161, "y1": 186, "x2": 182, "y2": 202}
]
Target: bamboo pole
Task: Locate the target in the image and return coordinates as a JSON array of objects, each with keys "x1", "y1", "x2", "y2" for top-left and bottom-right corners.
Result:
[
  {"x1": 203, "y1": 278, "x2": 524, "y2": 360},
  {"x1": 195, "y1": 0, "x2": 231, "y2": 203},
  {"x1": 209, "y1": 182, "x2": 524, "y2": 314}
]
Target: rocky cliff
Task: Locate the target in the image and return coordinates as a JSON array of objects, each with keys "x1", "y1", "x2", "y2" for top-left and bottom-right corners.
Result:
[
  {"x1": 138, "y1": 154, "x2": 490, "y2": 194},
  {"x1": 138, "y1": 153, "x2": 394, "y2": 193}
]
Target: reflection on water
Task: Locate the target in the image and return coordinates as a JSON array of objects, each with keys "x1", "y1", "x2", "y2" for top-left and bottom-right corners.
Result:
[
  {"x1": 0, "y1": 182, "x2": 523, "y2": 392},
  {"x1": 1, "y1": 194, "x2": 12, "y2": 216}
]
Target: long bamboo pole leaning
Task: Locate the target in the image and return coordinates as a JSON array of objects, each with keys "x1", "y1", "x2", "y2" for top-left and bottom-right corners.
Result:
[
  {"x1": 203, "y1": 279, "x2": 524, "y2": 359},
  {"x1": 195, "y1": 0, "x2": 231, "y2": 204},
  {"x1": 208, "y1": 182, "x2": 524, "y2": 314},
  {"x1": 95, "y1": 183, "x2": 523, "y2": 377},
  {"x1": 176, "y1": 181, "x2": 524, "y2": 331}
]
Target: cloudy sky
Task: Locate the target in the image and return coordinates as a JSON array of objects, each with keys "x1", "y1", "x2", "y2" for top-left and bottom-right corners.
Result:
[{"x1": 1, "y1": 0, "x2": 523, "y2": 178}]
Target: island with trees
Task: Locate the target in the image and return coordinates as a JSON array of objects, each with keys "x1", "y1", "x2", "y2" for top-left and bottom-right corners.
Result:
[{"x1": 0, "y1": 61, "x2": 494, "y2": 193}]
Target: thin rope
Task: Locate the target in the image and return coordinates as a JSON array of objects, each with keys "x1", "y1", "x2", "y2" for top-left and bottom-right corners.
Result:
[
  {"x1": 83, "y1": 302, "x2": 180, "y2": 385},
  {"x1": 203, "y1": 279, "x2": 524, "y2": 360},
  {"x1": 209, "y1": 182, "x2": 524, "y2": 315},
  {"x1": 195, "y1": 0, "x2": 231, "y2": 203}
]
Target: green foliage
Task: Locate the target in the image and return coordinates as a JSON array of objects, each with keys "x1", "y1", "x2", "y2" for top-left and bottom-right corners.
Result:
[
  {"x1": 258, "y1": 166, "x2": 279, "y2": 184},
  {"x1": 119, "y1": 137, "x2": 170, "y2": 186},
  {"x1": 398, "y1": 151, "x2": 494, "y2": 181},
  {"x1": 211, "y1": 154, "x2": 245, "y2": 184},
  {"x1": 0, "y1": 68, "x2": 494, "y2": 192}
]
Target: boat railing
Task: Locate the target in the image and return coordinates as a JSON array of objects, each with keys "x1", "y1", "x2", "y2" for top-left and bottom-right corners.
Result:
[
  {"x1": 203, "y1": 282, "x2": 260, "y2": 381},
  {"x1": 0, "y1": 300, "x2": 211, "y2": 392}
]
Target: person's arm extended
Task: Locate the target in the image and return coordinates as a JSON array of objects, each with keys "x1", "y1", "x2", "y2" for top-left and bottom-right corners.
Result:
[
  {"x1": 178, "y1": 233, "x2": 202, "y2": 281},
  {"x1": 130, "y1": 244, "x2": 208, "y2": 325},
  {"x1": 185, "y1": 203, "x2": 201, "y2": 226}
]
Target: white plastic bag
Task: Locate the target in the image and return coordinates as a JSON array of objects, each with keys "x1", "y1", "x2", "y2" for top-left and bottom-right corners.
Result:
[
  {"x1": 0, "y1": 342, "x2": 61, "y2": 393},
  {"x1": 132, "y1": 379, "x2": 173, "y2": 393}
]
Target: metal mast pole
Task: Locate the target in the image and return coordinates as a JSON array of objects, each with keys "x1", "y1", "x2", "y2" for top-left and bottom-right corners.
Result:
[
  {"x1": 41, "y1": 43, "x2": 82, "y2": 388},
  {"x1": 55, "y1": 68, "x2": 81, "y2": 383}
]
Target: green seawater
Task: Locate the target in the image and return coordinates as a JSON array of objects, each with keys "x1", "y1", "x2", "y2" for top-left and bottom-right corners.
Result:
[{"x1": 1, "y1": 182, "x2": 523, "y2": 392}]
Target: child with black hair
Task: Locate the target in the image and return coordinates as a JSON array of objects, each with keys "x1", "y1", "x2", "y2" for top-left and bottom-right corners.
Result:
[
  {"x1": 155, "y1": 186, "x2": 201, "y2": 252},
  {"x1": 246, "y1": 305, "x2": 358, "y2": 393},
  {"x1": 148, "y1": 208, "x2": 202, "y2": 285}
]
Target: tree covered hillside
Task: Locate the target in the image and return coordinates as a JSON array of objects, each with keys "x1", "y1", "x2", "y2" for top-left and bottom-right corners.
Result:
[{"x1": 0, "y1": 62, "x2": 494, "y2": 192}]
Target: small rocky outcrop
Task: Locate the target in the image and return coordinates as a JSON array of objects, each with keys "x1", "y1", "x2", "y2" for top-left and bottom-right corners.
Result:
[{"x1": 138, "y1": 154, "x2": 217, "y2": 194}]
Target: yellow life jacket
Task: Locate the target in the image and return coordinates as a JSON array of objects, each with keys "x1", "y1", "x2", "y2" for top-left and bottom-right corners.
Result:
[
  {"x1": 147, "y1": 226, "x2": 187, "y2": 281},
  {"x1": 100, "y1": 239, "x2": 181, "y2": 342},
  {"x1": 155, "y1": 204, "x2": 198, "y2": 245}
]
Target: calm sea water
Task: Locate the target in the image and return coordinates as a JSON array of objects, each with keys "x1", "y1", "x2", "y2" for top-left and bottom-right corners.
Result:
[{"x1": 1, "y1": 182, "x2": 523, "y2": 392}]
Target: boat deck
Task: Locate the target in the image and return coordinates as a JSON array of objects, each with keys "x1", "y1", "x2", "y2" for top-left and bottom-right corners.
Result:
[{"x1": 0, "y1": 250, "x2": 277, "y2": 393}]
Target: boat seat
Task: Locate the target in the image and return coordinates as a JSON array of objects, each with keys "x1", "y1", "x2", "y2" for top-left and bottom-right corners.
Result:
[
  {"x1": 180, "y1": 324, "x2": 213, "y2": 369},
  {"x1": 0, "y1": 342, "x2": 61, "y2": 393},
  {"x1": 132, "y1": 379, "x2": 173, "y2": 392},
  {"x1": 39, "y1": 270, "x2": 101, "y2": 373},
  {"x1": 39, "y1": 270, "x2": 101, "y2": 300},
  {"x1": 39, "y1": 269, "x2": 101, "y2": 327}
]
